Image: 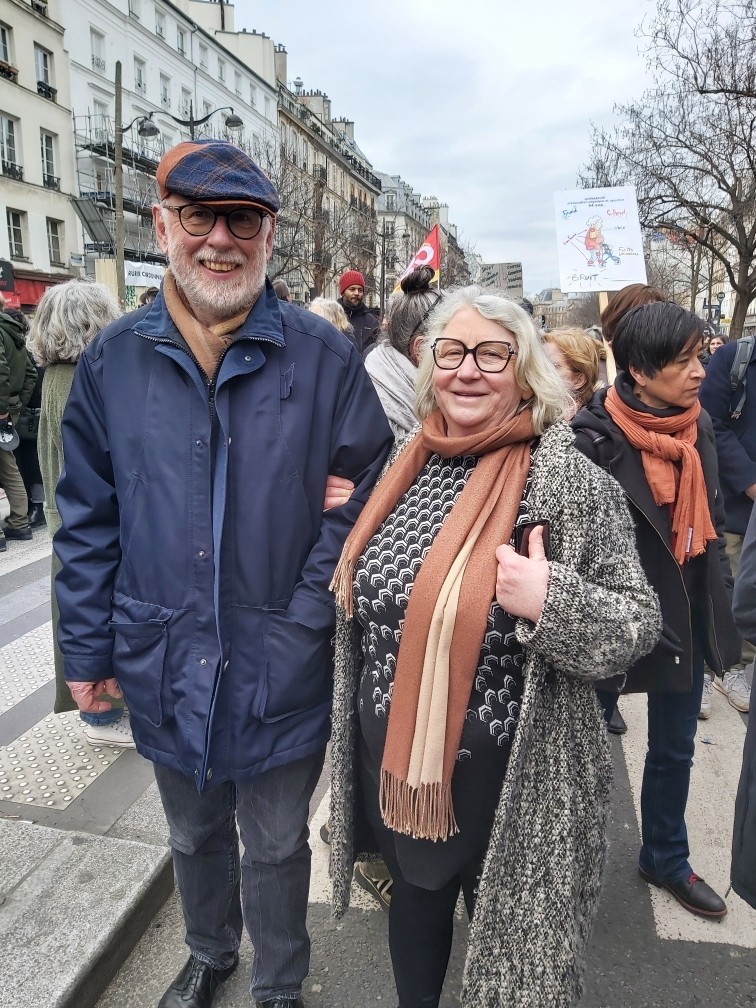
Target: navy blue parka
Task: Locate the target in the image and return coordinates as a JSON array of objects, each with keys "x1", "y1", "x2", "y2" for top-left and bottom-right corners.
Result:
[{"x1": 54, "y1": 282, "x2": 393, "y2": 789}]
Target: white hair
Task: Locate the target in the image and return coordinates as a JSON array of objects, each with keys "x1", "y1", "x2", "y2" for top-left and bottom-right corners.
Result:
[{"x1": 27, "y1": 279, "x2": 121, "y2": 366}]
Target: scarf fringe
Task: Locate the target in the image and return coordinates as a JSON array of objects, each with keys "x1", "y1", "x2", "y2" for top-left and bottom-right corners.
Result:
[
  {"x1": 380, "y1": 768, "x2": 459, "y2": 841},
  {"x1": 331, "y1": 552, "x2": 354, "y2": 619}
]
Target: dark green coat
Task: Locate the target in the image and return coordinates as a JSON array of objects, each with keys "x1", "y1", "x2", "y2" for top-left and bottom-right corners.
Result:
[{"x1": 0, "y1": 311, "x2": 36, "y2": 416}]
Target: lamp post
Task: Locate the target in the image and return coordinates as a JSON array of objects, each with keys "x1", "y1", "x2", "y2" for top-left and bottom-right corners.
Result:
[
  {"x1": 156, "y1": 100, "x2": 243, "y2": 140},
  {"x1": 112, "y1": 59, "x2": 243, "y2": 304}
]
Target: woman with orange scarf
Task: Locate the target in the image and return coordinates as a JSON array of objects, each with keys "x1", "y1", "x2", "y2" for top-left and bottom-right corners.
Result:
[
  {"x1": 329, "y1": 288, "x2": 660, "y2": 1008},
  {"x1": 573, "y1": 300, "x2": 740, "y2": 921}
]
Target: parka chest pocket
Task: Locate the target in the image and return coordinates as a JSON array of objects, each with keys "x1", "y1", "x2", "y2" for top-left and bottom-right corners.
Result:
[{"x1": 109, "y1": 617, "x2": 170, "y2": 727}]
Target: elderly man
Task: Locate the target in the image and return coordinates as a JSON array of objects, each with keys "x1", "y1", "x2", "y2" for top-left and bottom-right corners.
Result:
[
  {"x1": 337, "y1": 269, "x2": 380, "y2": 354},
  {"x1": 54, "y1": 140, "x2": 392, "y2": 1008}
]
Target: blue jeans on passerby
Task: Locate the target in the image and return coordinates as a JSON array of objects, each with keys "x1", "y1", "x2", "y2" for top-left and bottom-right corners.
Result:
[
  {"x1": 79, "y1": 709, "x2": 122, "y2": 727},
  {"x1": 639, "y1": 635, "x2": 705, "y2": 883},
  {"x1": 154, "y1": 747, "x2": 326, "y2": 1003}
]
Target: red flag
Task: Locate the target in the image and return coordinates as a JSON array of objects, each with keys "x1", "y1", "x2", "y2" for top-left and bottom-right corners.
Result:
[{"x1": 395, "y1": 225, "x2": 440, "y2": 290}]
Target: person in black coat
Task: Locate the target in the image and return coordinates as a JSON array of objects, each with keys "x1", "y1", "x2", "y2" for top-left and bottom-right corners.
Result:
[
  {"x1": 337, "y1": 269, "x2": 380, "y2": 355},
  {"x1": 573, "y1": 301, "x2": 740, "y2": 921},
  {"x1": 731, "y1": 503, "x2": 756, "y2": 910},
  {"x1": 700, "y1": 335, "x2": 756, "y2": 713}
]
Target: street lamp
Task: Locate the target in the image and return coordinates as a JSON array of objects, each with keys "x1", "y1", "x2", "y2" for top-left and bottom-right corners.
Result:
[{"x1": 152, "y1": 101, "x2": 243, "y2": 140}]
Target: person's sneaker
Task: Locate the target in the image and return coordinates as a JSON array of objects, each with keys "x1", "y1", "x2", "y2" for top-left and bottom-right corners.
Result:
[
  {"x1": 320, "y1": 820, "x2": 332, "y2": 844},
  {"x1": 3, "y1": 525, "x2": 32, "y2": 541},
  {"x1": 699, "y1": 672, "x2": 713, "y2": 719},
  {"x1": 714, "y1": 665, "x2": 752, "y2": 712},
  {"x1": 84, "y1": 713, "x2": 136, "y2": 748},
  {"x1": 0, "y1": 537, "x2": 5, "y2": 553},
  {"x1": 353, "y1": 863, "x2": 393, "y2": 913}
]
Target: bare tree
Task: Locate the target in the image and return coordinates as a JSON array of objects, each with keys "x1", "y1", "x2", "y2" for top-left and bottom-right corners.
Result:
[
  {"x1": 568, "y1": 294, "x2": 601, "y2": 329},
  {"x1": 581, "y1": 0, "x2": 756, "y2": 336}
]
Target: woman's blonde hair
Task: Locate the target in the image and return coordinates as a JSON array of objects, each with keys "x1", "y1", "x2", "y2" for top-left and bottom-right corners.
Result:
[
  {"x1": 27, "y1": 279, "x2": 121, "y2": 367},
  {"x1": 415, "y1": 287, "x2": 572, "y2": 434},
  {"x1": 543, "y1": 327, "x2": 601, "y2": 407},
  {"x1": 309, "y1": 297, "x2": 352, "y2": 334}
]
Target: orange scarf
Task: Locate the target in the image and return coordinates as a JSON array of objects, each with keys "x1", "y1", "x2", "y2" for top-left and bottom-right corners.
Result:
[
  {"x1": 332, "y1": 407, "x2": 535, "y2": 840},
  {"x1": 605, "y1": 386, "x2": 716, "y2": 565}
]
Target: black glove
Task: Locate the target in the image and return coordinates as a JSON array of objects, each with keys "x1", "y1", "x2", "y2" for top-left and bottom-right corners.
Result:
[{"x1": 658, "y1": 624, "x2": 684, "y2": 656}]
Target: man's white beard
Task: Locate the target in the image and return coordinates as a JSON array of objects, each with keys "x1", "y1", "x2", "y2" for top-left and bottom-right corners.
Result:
[{"x1": 166, "y1": 233, "x2": 267, "y2": 321}]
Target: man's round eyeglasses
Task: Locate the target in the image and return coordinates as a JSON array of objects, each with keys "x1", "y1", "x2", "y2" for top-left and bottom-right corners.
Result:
[
  {"x1": 163, "y1": 203, "x2": 266, "y2": 240},
  {"x1": 432, "y1": 338, "x2": 517, "y2": 373}
]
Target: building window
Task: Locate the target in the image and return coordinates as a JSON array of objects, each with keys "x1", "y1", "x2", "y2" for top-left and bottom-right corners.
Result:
[
  {"x1": 202, "y1": 100, "x2": 212, "y2": 119},
  {"x1": 92, "y1": 99, "x2": 108, "y2": 140},
  {"x1": 134, "y1": 57, "x2": 145, "y2": 94},
  {"x1": 264, "y1": 96, "x2": 271, "y2": 120},
  {"x1": 128, "y1": 0, "x2": 140, "y2": 18},
  {"x1": 155, "y1": 9, "x2": 165, "y2": 38},
  {"x1": 234, "y1": 71, "x2": 242, "y2": 97},
  {"x1": 249, "y1": 83, "x2": 257, "y2": 107},
  {"x1": 176, "y1": 28, "x2": 186, "y2": 56},
  {"x1": 385, "y1": 193, "x2": 396, "y2": 212},
  {"x1": 160, "y1": 74, "x2": 171, "y2": 108},
  {"x1": 46, "y1": 218, "x2": 64, "y2": 265},
  {"x1": 0, "y1": 114, "x2": 21, "y2": 179},
  {"x1": 0, "y1": 23, "x2": 11, "y2": 64},
  {"x1": 198, "y1": 43, "x2": 208, "y2": 70},
  {"x1": 35, "y1": 43, "x2": 56, "y2": 98},
  {"x1": 6, "y1": 209, "x2": 26, "y2": 259},
  {"x1": 180, "y1": 87, "x2": 191, "y2": 117},
  {"x1": 218, "y1": 58, "x2": 225, "y2": 83},
  {"x1": 40, "y1": 130, "x2": 59, "y2": 188},
  {"x1": 90, "y1": 29, "x2": 105, "y2": 73}
]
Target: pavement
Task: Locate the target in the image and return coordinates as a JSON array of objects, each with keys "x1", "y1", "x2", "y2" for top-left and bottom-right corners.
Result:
[{"x1": 1, "y1": 500, "x2": 754, "y2": 1008}]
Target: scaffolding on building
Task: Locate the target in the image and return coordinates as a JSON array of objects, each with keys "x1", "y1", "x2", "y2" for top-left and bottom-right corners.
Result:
[{"x1": 72, "y1": 114, "x2": 168, "y2": 264}]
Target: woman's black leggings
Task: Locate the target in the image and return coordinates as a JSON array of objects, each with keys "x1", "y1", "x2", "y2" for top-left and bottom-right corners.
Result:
[{"x1": 377, "y1": 843, "x2": 483, "y2": 1008}]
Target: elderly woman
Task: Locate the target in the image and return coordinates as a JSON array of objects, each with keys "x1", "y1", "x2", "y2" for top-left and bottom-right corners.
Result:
[
  {"x1": 309, "y1": 297, "x2": 355, "y2": 344},
  {"x1": 543, "y1": 326, "x2": 601, "y2": 411},
  {"x1": 27, "y1": 279, "x2": 133, "y2": 748},
  {"x1": 365, "y1": 266, "x2": 440, "y2": 438},
  {"x1": 329, "y1": 288, "x2": 661, "y2": 1008}
]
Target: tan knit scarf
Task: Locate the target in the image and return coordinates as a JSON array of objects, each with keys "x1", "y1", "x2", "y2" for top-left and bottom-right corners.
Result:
[
  {"x1": 605, "y1": 386, "x2": 716, "y2": 565},
  {"x1": 332, "y1": 406, "x2": 535, "y2": 840},
  {"x1": 162, "y1": 270, "x2": 249, "y2": 379}
]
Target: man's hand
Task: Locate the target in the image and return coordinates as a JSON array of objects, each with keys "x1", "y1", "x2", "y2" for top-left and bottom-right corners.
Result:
[
  {"x1": 495, "y1": 524, "x2": 550, "y2": 623},
  {"x1": 68, "y1": 678, "x2": 123, "y2": 714},
  {"x1": 323, "y1": 474, "x2": 355, "y2": 511}
]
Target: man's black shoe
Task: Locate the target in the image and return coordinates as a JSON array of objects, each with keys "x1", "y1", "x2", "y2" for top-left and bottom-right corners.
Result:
[
  {"x1": 638, "y1": 867, "x2": 727, "y2": 919},
  {"x1": 27, "y1": 503, "x2": 46, "y2": 528},
  {"x1": 607, "y1": 707, "x2": 627, "y2": 735},
  {"x1": 3, "y1": 525, "x2": 32, "y2": 540},
  {"x1": 256, "y1": 999, "x2": 304, "y2": 1008},
  {"x1": 158, "y1": 954, "x2": 238, "y2": 1008},
  {"x1": 0, "y1": 537, "x2": 5, "y2": 552}
]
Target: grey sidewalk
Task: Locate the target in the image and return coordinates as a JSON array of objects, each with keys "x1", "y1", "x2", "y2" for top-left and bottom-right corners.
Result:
[{"x1": 0, "y1": 514, "x2": 172, "y2": 1008}]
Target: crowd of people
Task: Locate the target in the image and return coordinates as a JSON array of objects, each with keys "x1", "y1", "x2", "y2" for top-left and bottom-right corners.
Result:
[{"x1": 0, "y1": 137, "x2": 754, "y2": 1008}]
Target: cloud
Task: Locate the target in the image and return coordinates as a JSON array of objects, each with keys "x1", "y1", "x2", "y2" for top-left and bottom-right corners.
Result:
[{"x1": 237, "y1": 0, "x2": 652, "y2": 290}]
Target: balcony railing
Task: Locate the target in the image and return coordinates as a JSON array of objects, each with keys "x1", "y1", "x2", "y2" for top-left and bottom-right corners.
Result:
[
  {"x1": 43, "y1": 173, "x2": 60, "y2": 190},
  {"x1": 0, "y1": 61, "x2": 18, "y2": 82},
  {"x1": 31, "y1": 0, "x2": 47, "y2": 14},
  {"x1": 2, "y1": 160, "x2": 24, "y2": 181},
  {"x1": 161, "y1": 95, "x2": 171, "y2": 109},
  {"x1": 135, "y1": 80, "x2": 145, "y2": 94},
  {"x1": 37, "y1": 80, "x2": 57, "y2": 101},
  {"x1": 91, "y1": 55, "x2": 106, "y2": 72}
]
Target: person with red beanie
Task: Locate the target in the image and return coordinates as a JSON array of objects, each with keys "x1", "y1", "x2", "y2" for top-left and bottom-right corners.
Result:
[{"x1": 338, "y1": 269, "x2": 380, "y2": 355}]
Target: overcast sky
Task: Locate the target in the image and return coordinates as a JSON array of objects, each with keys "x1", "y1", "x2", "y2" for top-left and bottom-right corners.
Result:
[{"x1": 236, "y1": 0, "x2": 655, "y2": 294}]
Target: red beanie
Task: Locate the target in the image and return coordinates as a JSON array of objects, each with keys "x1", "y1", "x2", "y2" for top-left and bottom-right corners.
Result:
[{"x1": 339, "y1": 270, "x2": 365, "y2": 296}]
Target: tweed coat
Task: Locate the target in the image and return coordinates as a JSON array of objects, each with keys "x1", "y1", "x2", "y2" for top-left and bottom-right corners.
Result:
[{"x1": 329, "y1": 420, "x2": 661, "y2": 1008}]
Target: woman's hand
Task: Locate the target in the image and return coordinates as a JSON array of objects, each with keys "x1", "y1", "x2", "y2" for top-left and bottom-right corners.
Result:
[
  {"x1": 68, "y1": 678, "x2": 123, "y2": 713},
  {"x1": 495, "y1": 524, "x2": 550, "y2": 623},
  {"x1": 324, "y1": 474, "x2": 355, "y2": 511}
]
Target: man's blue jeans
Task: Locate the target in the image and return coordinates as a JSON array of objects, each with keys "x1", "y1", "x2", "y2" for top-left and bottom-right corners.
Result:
[
  {"x1": 154, "y1": 747, "x2": 325, "y2": 1003},
  {"x1": 639, "y1": 638, "x2": 705, "y2": 883},
  {"x1": 79, "y1": 709, "x2": 122, "y2": 727}
]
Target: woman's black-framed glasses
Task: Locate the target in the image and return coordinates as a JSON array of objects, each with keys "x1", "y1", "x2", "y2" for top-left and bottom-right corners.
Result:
[
  {"x1": 432, "y1": 338, "x2": 517, "y2": 373},
  {"x1": 163, "y1": 203, "x2": 266, "y2": 240}
]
